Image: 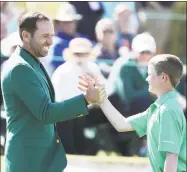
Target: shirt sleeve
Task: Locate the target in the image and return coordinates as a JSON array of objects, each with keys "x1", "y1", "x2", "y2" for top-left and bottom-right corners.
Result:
[
  {"x1": 127, "y1": 109, "x2": 149, "y2": 137},
  {"x1": 158, "y1": 109, "x2": 182, "y2": 154}
]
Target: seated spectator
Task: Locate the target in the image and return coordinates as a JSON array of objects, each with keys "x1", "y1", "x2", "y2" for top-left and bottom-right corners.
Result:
[
  {"x1": 51, "y1": 37, "x2": 105, "y2": 155},
  {"x1": 114, "y1": 4, "x2": 136, "y2": 50},
  {"x1": 50, "y1": 3, "x2": 92, "y2": 69},
  {"x1": 95, "y1": 18, "x2": 119, "y2": 61}
]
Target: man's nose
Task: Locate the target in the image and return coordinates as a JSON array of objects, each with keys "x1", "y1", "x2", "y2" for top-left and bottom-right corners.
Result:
[{"x1": 47, "y1": 36, "x2": 53, "y2": 45}]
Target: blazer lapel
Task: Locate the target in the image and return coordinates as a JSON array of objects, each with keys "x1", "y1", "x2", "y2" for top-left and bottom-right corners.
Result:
[
  {"x1": 15, "y1": 47, "x2": 55, "y2": 102},
  {"x1": 39, "y1": 63, "x2": 55, "y2": 102}
]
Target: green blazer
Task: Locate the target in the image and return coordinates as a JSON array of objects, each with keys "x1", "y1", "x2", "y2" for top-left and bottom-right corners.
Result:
[{"x1": 1, "y1": 46, "x2": 88, "y2": 172}]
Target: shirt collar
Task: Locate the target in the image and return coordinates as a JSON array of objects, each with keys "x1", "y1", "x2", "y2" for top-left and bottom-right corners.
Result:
[
  {"x1": 15, "y1": 46, "x2": 40, "y2": 68},
  {"x1": 154, "y1": 90, "x2": 177, "y2": 107}
]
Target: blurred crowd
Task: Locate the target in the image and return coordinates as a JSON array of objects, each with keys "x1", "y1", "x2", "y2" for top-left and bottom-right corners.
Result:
[{"x1": 0, "y1": 2, "x2": 186, "y2": 156}]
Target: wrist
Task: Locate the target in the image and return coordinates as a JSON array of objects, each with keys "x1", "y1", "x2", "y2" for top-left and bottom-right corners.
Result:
[
  {"x1": 100, "y1": 98, "x2": 108, "y2": 107},
  {"x1": 83, "y1": 95, "x2": 89, "y2": 105}
]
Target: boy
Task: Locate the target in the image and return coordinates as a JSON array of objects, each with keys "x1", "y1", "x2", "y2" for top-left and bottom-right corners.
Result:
[{"x1": 79, "y1": 54, "x2": 186, "y2": 172}]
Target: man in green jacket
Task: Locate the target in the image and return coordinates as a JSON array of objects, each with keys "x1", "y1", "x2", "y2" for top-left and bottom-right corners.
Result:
[{"x1": 1, "y1": 12, "x2": 105, "y2": 172}]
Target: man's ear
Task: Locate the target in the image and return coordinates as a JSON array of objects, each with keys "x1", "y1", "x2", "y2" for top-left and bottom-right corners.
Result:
[{"x1": 22, "y1": 30, "x2": 31, "y2": 43}]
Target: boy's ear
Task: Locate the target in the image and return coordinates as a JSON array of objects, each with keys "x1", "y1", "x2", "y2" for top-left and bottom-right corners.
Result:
[{"x1": 161, "y1": 73, "x2": 168, "y2": 81}]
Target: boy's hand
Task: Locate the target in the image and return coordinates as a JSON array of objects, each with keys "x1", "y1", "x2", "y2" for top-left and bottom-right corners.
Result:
[{"x1": 78, "y1": 74, "x2": 107, "y2": 104}]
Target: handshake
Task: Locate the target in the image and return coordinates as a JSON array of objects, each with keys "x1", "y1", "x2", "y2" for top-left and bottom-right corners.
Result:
[{"x1": 78, "y1": 74, "x2": 108, "y2": 104}]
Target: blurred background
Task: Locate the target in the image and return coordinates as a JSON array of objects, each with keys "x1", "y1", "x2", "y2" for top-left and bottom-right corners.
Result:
[{"x1": 0, "y1": 1, "x2": 186, "y2": 171}]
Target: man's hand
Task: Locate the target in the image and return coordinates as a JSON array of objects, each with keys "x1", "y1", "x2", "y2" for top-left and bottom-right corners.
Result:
[{"x1": 78, "y1": 74, "x2": 107, "y2": 104}]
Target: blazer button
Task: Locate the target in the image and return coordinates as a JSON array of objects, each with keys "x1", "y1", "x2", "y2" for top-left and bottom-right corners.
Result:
[
  {"x1": 78, "y1": 114, "x2": 84, "y2": 117},
  {"x1": 56, "y1": 139, "x2": 60, "y2": 143}
]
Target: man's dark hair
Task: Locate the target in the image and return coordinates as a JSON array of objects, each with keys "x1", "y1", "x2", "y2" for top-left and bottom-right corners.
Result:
[
  {"x1": 19, "y1": 12, "x2": 50, "y2": 41},
  {"x1": 149, "y1": 54, "x2": 183, "y2": 88}
]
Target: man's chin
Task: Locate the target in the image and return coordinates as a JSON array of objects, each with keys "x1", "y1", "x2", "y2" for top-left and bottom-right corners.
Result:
[{"x1": 40, "y1": 52, "x2": 49, "y2": 58}]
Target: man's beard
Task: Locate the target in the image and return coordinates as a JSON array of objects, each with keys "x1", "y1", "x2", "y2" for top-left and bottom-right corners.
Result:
[{"x1": 75, "y1": 58, "x2": 89, "y2": 66}]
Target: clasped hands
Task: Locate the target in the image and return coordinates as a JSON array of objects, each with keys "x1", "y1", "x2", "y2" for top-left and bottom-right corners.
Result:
[{"x1": 78, "y1": 74, "x2": 108, "y2": 104}]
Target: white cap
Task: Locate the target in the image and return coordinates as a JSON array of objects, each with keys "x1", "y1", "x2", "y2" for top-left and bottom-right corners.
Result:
[
  {"x1": 68, "y1": 38, "x2": 93, "y2": 53},
  {"x1": 1, "y1": 32, "x2": 21, "y2": 57},
  {"x1": 63, "y1": 38, "x2": 99, "y2": 62},
  {"x1": 132, "y1": 32, "x2": 156, "y2": 53},
  {"x1": 55, "y1": 3, "x2": 82, "y2": 22}
]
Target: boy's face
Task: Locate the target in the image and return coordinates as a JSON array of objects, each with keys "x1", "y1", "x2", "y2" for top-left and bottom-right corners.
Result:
[{"x1": 146, "y1": 64, "x2": 163, "y2": 94}]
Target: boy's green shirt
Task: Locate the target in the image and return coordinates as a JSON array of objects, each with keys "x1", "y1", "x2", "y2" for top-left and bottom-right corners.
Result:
[{"x1": 127, "y1": 90, "x2": 186, "y2": 172}]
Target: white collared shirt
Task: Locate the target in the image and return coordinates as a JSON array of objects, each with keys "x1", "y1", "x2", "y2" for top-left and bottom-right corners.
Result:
[{"x1": 51, "y1": 61, "x2": 106, "y2": 102}]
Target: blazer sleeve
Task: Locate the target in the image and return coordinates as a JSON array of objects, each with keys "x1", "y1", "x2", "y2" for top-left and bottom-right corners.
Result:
[{"x1": 10, "y1": 64, "x2": 88, "y2": 124}]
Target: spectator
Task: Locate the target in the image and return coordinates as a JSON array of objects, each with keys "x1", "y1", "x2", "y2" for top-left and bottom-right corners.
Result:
[
  {"x1": 95, "y1": 18, "x2": 119, "y2": 61},
  {"x1": 51, "y1": 37, "x2": 105, "y2": 155},
  {"x1": 52, "y1": 37, "x2": 105, "y2": 101},
  {"x1": 108, "y1": 32, "x2": 157, "y2": 116},
  {"x1": 50, "y1": 3, "x2": 92, "y2": 69},
  {"x1": 114, "y1": 4, "x2": 136, "y2": 50}
]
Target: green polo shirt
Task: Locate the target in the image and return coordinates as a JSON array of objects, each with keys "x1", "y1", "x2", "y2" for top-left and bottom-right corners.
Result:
[{"x1": 127, "y1": 90, "x2": 186, "y2": 172}]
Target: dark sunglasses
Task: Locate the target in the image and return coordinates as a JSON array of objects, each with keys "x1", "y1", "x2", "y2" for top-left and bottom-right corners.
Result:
[
  {"x1": 140, "y1": 51, "x2": 152, "y2": 55},
  {"x1": 103, "y1": 29, "x2": 115, "y2": 34}
]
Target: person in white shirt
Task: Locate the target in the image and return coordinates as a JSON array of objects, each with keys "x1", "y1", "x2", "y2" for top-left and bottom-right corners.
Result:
[
  {"x1": 52, "y1": 37, "x2": 105, "y2": 101},
  {"x1": 51, "y1": 37, "x2": 106, "y2": 154}
]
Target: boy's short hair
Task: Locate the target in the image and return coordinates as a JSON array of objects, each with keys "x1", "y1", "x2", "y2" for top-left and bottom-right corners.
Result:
[{"x1": 149, "y1": 54, "x2": 183, "y2": 88}]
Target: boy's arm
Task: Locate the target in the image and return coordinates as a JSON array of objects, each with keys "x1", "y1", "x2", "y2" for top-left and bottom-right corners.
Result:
[
  {"x1": 164, "y1": 152, "x2": 178, "y2": 172},
  {"x1": 100, "y1": 99, "x2": 133, "y2": 132},
  {"x1": 100, "y1": 99, "x2": 149, "y2": 136}
]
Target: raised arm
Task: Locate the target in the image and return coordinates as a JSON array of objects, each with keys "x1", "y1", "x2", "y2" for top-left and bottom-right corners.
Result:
[
  {"x1": 100, "y1": 99, "x2": 133, "y2": 132},
  {"x1": 10, "y1": 64, "x2": 89, "y2": 124},
  {"x1": 78, "y1": 74, "x2": 149, "y2": 137}
]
